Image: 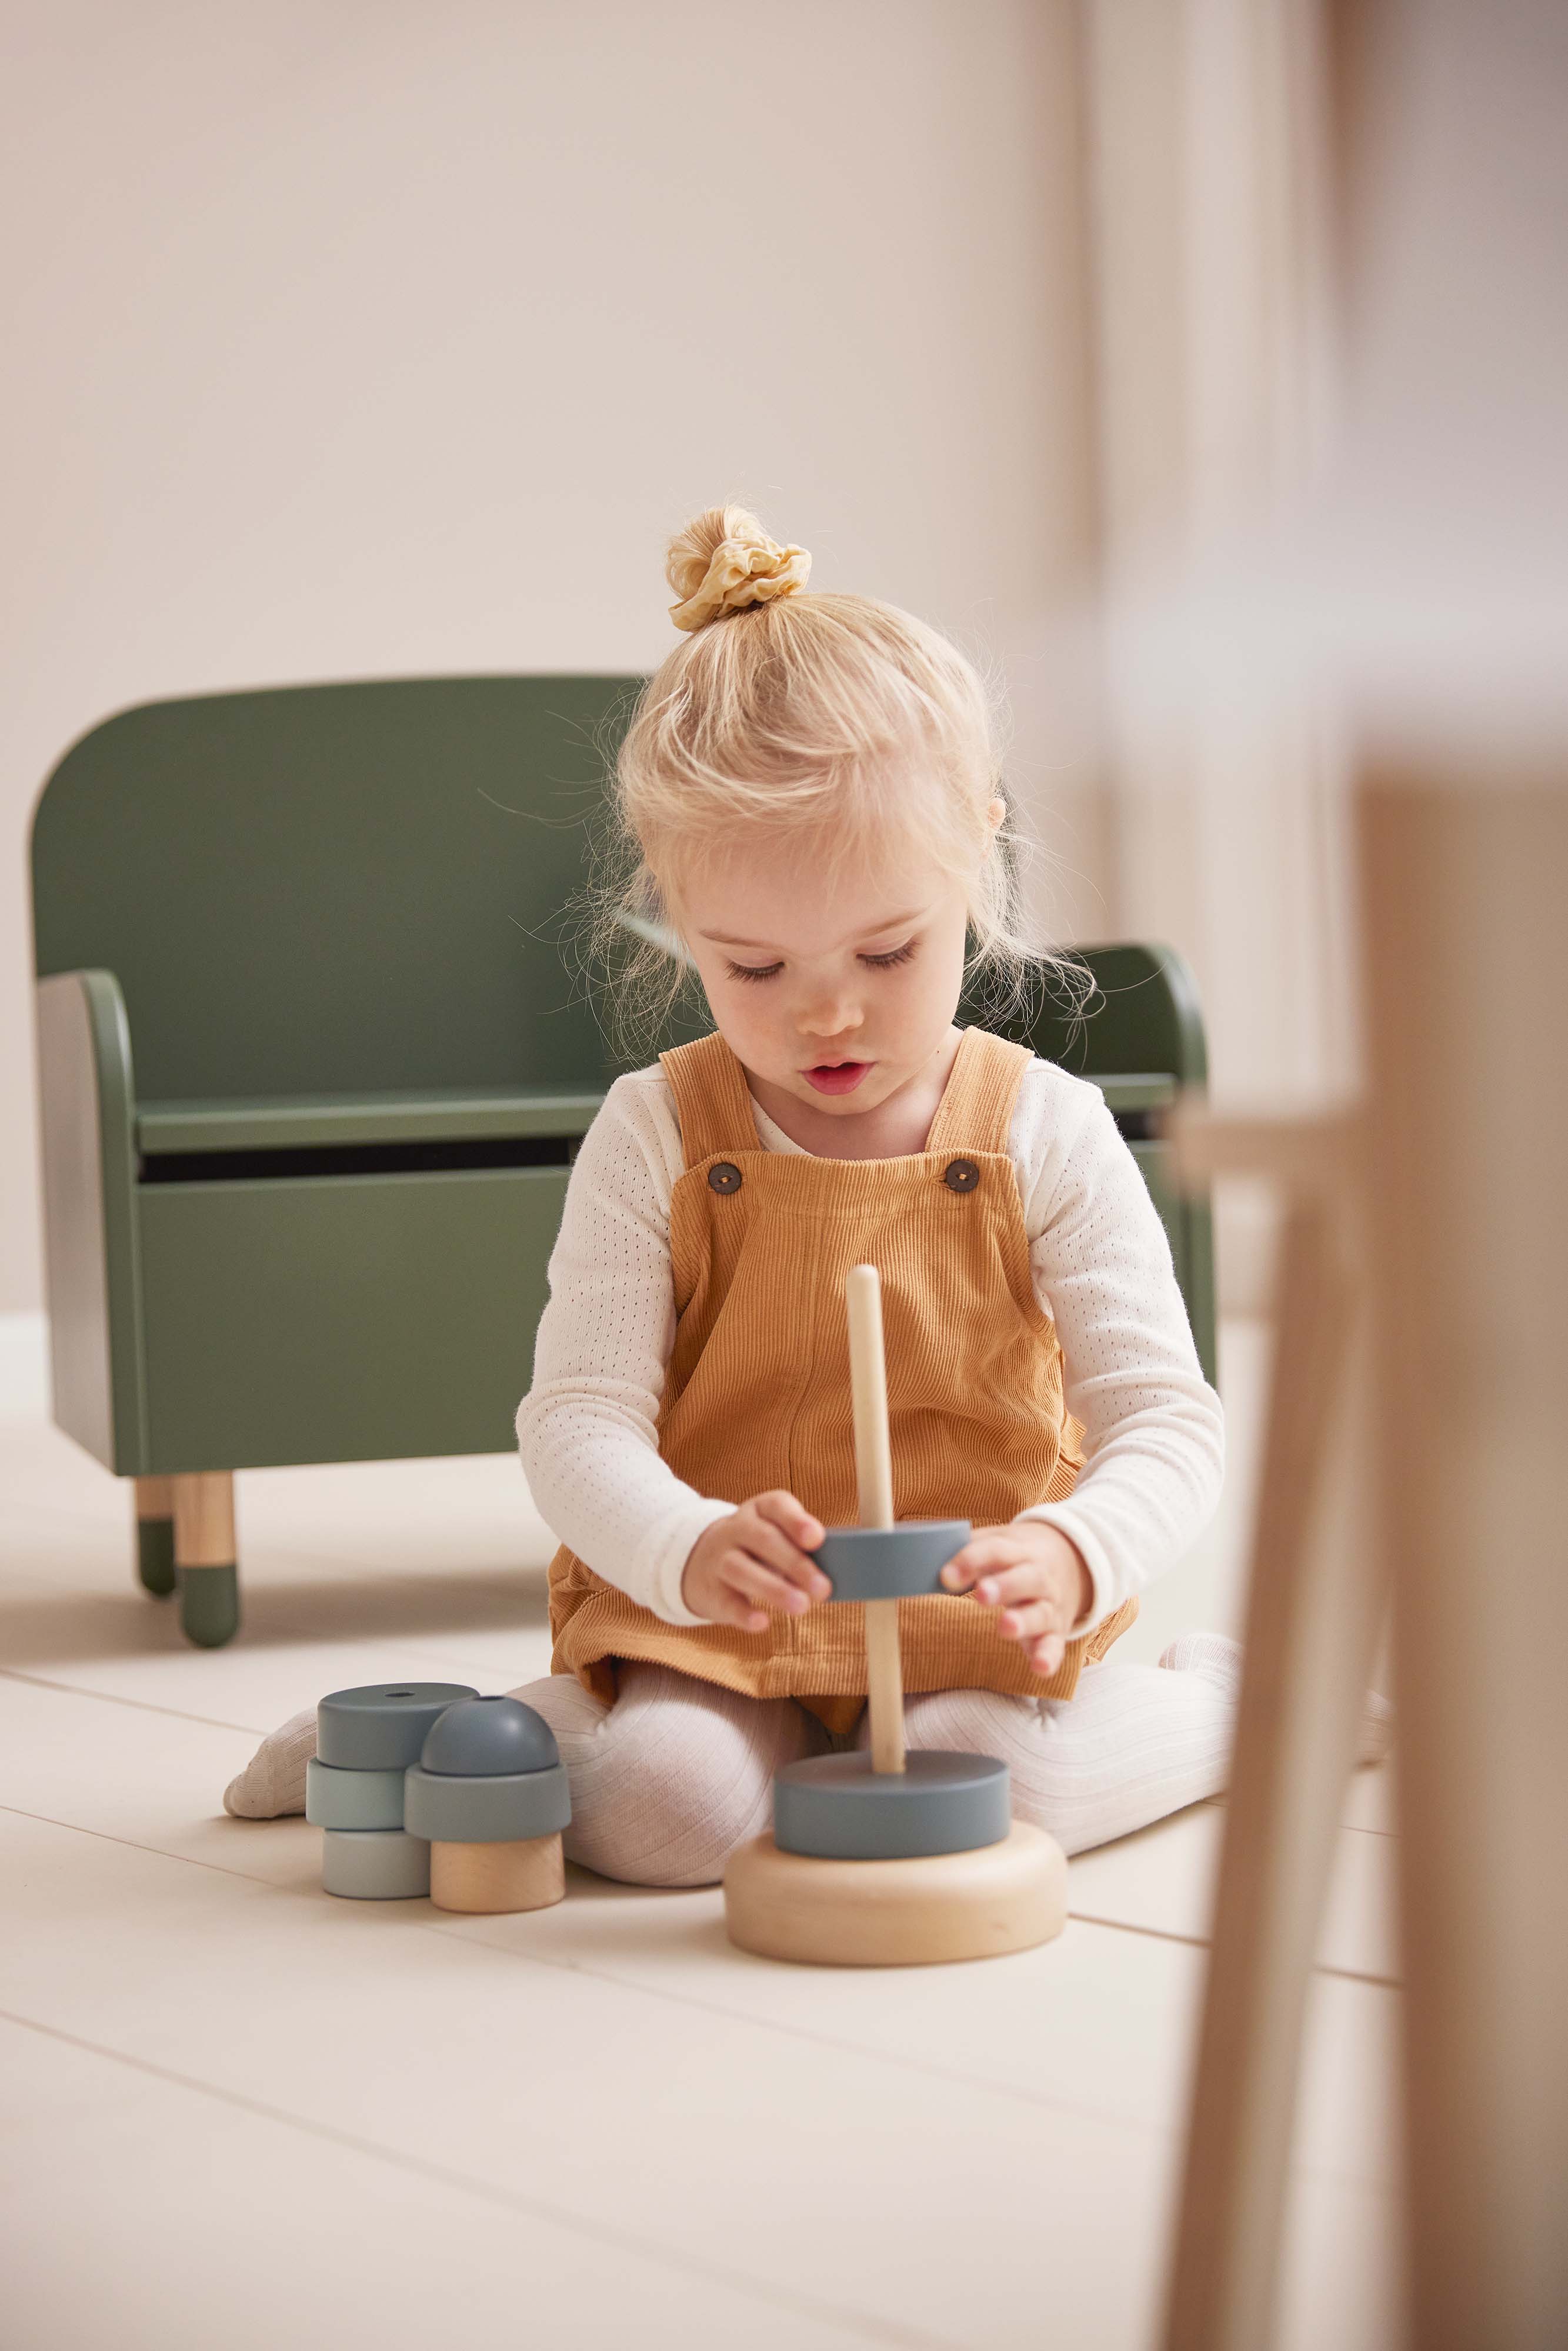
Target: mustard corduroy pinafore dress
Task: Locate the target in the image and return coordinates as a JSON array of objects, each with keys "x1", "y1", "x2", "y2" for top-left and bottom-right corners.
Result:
[{"x1": 548, "y1": 1025, "x2": 1137, "y2": 1736}]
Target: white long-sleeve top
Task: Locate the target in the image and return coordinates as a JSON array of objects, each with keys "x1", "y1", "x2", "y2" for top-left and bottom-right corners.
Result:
[{"x1": 516, "y1": 1055, "x2": 1224, "y2": 1633}]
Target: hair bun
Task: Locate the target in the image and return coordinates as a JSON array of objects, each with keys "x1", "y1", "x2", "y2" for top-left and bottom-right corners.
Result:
[{"x1": 666, "y1": 505, "x2": 811, "y2": 632}]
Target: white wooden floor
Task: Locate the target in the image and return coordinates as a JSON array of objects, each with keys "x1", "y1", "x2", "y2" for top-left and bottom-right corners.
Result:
[{"x1": 0, "y1": 1321, "x2": 1402, "y2": 2349}]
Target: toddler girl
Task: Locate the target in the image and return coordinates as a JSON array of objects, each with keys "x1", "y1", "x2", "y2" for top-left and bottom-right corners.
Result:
[{"x1": 228, "y1": 506, "x2": 1253, "y2": 1876}]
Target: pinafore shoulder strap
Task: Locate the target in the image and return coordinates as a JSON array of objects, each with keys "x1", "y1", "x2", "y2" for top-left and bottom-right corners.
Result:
[
  {"x1": 925, "y1": 1028, "x2": 1035, "y2": 1157},
  {"x1": 659, "y1": 1032, "x2": 763, "y2": 1170}
]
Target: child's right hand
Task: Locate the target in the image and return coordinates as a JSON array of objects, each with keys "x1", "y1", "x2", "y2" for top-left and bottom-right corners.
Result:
[{"x1": 681, "y1": 1492, "x2": 830, "y2": 1632}]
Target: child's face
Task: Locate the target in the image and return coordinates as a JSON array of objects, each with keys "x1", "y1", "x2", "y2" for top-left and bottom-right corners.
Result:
[{"x1": 672, "y1": 838, "x2": 970, "y2": 1121}]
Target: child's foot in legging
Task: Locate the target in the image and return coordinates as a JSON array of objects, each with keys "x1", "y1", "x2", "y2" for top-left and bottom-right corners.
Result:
[
  {"x1": 223, "y1": 1707, "x2": 315, "y2": 1818},
  {"x1": 1159, "y1": 1630, "x2": 1393, "y2": 1766}
]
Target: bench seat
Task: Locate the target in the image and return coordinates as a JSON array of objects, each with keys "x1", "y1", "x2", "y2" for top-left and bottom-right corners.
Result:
[
  {"x1": 135, "y1": 1086, "x2": 606, "y2": 1157},
  {"x1": 134, "y1": 1072, "x2": 1175, "y2": 1159}
]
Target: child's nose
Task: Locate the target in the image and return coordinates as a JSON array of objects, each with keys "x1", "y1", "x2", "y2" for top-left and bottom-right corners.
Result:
[{"x1": 798, "y1": 993, "x2": 865, "y2": 1040}]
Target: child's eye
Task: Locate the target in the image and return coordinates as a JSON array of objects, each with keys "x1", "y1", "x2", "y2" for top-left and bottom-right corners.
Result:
[
  {"x1": 861, "y1": 941, "x2": 918, "y2": 971},
  {"x1": 726, "y1": 960, "x2": 783, "y2": 984}
]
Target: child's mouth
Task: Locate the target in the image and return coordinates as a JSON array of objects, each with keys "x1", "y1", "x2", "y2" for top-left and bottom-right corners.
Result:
[{"x1": 804, "y1": 1061, "x2": 872, "y2": 1095}]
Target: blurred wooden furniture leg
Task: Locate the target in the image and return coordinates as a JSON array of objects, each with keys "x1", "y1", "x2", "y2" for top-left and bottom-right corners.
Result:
[
  {"x1": 1162, "y1": 1114, "x2": 1387, "y2": 2351},
  {"x1": 1360, "y1": 779, "x2": 1568, "y2": 2350},
  {"x1": 171, "y1": 1470, "x2": 239, "y2": 1648}
]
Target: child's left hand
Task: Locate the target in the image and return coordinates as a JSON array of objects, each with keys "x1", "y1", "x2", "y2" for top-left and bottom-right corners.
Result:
[{"x1": 940, "y1": 1523, "x2": 1095, "y2": 1679}]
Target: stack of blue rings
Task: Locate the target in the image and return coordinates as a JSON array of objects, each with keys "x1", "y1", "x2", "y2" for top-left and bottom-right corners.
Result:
[{"x1": 307, "y1": 1682, "x2": 476, "y2": 1898}]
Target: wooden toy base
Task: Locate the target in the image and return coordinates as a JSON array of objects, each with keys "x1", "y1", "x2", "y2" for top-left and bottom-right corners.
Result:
[
  {"x1": 722, "y1": 1820, "x2": 1066, "y2": 1967},
  {"x1": 429, "y1": 1832, "x2": 565, "y2": 1915}
]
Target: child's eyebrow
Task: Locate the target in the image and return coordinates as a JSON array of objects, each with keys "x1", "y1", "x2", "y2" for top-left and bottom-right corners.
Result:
[{"x1": 700, "y1": 907, "x2": 929, "y2": 952}]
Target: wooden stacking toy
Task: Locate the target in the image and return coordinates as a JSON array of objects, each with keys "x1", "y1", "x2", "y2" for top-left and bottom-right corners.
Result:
[
  {"x1": 310, "y1": 1682, "x2": 477, "y2": 1899},
  {"x1": 403, "y1": 1695, "x2": 572, "y2": 1914},
  {"x1": 722, "y1": 1264, "x2": 1068, "y2": 1966}
]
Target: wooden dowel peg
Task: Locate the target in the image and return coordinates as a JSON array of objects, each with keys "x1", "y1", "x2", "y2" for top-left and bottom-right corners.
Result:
[
  {"x1": 863, "y1": 1600, "x2": 905, "y2": 1773},
  {"x1": 846, "y1": 1265, "x2": 906, "y2": 1775},
  {"x1": 846, "y1": 1265, "x2": 896, "y2": 1528}
]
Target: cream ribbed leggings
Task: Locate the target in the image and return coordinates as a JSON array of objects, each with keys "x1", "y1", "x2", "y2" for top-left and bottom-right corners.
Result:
[
  {"x1": 506, "y1": 1637, "x2": 1245, "y2": 1886},
  {"x1": 224, "y1": 1636, "x2": 1390, "y2": 1872}
]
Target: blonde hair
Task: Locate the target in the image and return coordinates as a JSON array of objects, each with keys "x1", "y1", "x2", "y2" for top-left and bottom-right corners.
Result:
[{"x1": 590, "y1": 505, "x2": 1064, "y2": 1051}]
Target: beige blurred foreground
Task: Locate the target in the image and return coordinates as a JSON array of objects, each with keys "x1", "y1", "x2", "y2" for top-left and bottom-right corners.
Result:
[{"x1": 1152, "y1": 0, "x2": 1568, "y2": 2340}]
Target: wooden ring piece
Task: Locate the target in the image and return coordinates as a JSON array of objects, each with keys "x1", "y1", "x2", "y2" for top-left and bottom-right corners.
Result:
[
  {"x1": 429, "y1": 1835, "x2": 566, "y2": 1915},
  {"x1": 723, "y1": 1822, "x2": 1066, "y2": 1967}
]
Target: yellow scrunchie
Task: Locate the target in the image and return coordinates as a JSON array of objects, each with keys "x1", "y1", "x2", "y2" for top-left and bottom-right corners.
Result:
[{"x1": 669, "y1": 532, "x2": 812, "y2": 632}]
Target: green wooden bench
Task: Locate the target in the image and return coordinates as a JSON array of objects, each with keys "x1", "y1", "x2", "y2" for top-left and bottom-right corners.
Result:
[{"x1": 31, "y1": 677, "x2": 1213, "y2": 1646}]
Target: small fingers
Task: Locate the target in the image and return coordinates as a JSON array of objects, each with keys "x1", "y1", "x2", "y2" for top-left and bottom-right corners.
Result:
[
  {"x1": 941, "y1": 1535, "x2": 1027, "y2": 1592},
  {"x1": 968, "y1": 1562, "x2": 1057, "y2": 1613},
  {"x1": 994, "y1": 1598, "x2": 1062, "y2": 1642},
  {"x1": 741, "y1": 1506, "x2": 831, "y2": 1601},
  {"x1": 1027, "y1": 1633, "x2": 1067, "y2": 1678},
  {"x1": 753, "y1": 1490, "x2": 827, "y2": 1553},
  {"x1": 723, "y1": 1549, "x2": 815, "y2": 1619},
  {"x1": 703, "y1": 1584, "x2": 770, "y2": 1634}
]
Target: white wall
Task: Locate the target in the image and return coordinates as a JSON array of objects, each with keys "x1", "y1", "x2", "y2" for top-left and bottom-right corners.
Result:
[
  {"x1": 1082, "y1": 0, "x2": 1356, "y2": 1121},
  {"x1": 0, "y1": 0, "x2": 1103, "y2": 1312}
]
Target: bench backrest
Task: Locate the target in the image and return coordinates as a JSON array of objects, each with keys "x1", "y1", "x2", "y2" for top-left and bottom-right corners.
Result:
[
  {"x1": 33, "y1": 675, "x2": 1206, "y2": 1102},
  {"x1": 32, "y1": 677, "x2": 640, "y2": 1101}
]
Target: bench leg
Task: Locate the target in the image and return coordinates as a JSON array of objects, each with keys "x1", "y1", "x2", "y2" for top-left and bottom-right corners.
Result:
[
  {"x1": 172, "y1": 1472, "x2": 241, "y2": 1648},
  {"x1": 134, "y1": 1477, "x2": 176, "y2": 1597}
]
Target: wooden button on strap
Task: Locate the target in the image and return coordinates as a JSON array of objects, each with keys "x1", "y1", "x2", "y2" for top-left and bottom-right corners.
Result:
[
  {"x1": 708, "y1": 1161, "x2": 743, "y2": 1193},
  {"x1": 943, "y1": 1158, "x2": 980, "y2": 1193}
]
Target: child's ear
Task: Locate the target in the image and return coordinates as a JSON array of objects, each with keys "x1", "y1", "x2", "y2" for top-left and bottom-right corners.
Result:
[{"x1": 986, "y1": 796, "x2": 1007, "y2": 832}]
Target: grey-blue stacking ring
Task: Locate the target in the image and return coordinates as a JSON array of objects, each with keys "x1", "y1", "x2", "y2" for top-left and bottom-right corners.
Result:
[
  {"x1": 708, "y1": 1161, "x2": 743, "y2": 1193},
  {"x1": 812, "y1": 1520, "x2": 970, "y2": 1602},
  {"x1": 316, "y1": 1682, "x2": 479, "y2": 1772},
  {"x1": 773, "y1": 1751, "x2": 1012, "y2": 1860}
]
